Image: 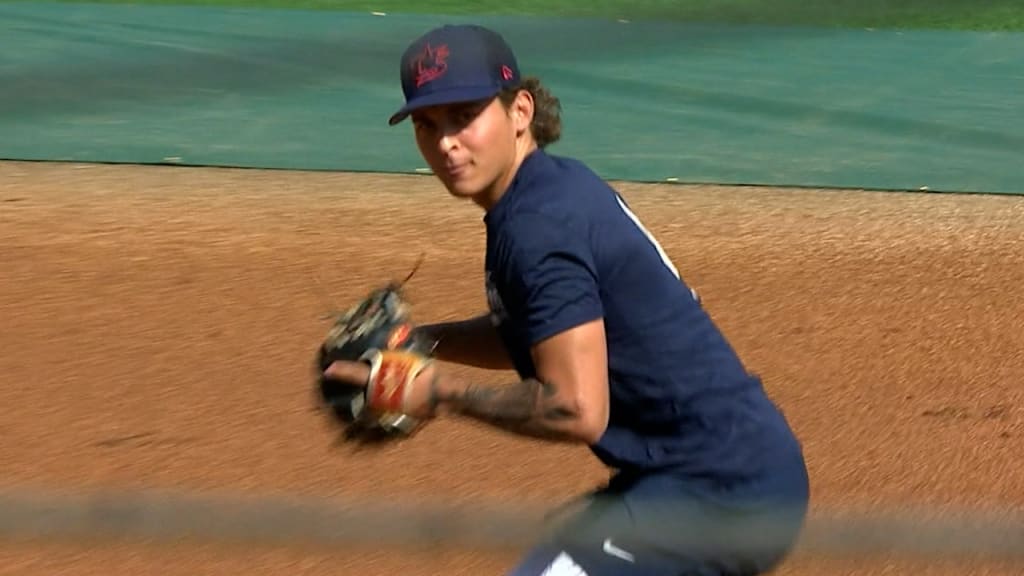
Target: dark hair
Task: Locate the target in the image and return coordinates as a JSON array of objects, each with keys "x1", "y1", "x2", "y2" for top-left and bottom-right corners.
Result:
[{"x1": 498, "y1": 76, "x2": 562, "y2": 148}]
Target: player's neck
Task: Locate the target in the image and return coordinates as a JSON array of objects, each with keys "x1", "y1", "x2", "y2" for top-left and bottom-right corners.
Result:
[{"x1": 474, "y1": 138, "x2": 538, "y2": 212}]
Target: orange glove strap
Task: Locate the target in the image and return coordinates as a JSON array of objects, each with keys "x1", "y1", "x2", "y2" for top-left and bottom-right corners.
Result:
[{"x1": 361, "y1": 349, "x2": 430, "y2": 414}]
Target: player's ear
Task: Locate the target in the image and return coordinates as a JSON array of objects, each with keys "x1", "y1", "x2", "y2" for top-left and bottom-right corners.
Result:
[{"x1": 510, "y1": 89, "x2": 534, "y2": 136}]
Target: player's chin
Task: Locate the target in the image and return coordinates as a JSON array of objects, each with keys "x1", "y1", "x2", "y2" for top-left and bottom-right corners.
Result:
[{"x1": 441, "y1": 175, "x2": 484, "y2": 199}]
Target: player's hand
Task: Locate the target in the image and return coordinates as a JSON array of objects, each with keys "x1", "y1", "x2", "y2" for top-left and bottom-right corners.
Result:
[
  {"x1": 322, "y1": 359, "x2": 371, "y2": 387},
  {"x1": 324, "y1": 356, "x2": 439, "y2": 421}
]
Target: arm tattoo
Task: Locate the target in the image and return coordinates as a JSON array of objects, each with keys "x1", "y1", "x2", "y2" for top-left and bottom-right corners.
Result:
[{"x1": 437, "y1": 378, "x2": 581, "y2": 441}]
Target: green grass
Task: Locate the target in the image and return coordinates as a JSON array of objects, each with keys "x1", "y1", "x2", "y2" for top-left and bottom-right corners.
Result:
[{"x1": 13, "y1": 0, "x2": 1024, "y2": 31}]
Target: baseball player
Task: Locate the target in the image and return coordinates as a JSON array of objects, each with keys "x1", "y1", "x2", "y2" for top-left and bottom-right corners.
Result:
[{"x1": 325, "y1": 24, "x2": 810, "y2": 576}]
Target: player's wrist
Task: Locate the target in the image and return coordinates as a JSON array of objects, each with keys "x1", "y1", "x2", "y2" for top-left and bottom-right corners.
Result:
[
  {"x1": 409, "y1": 323, "x2": 442, "y2": 356},
  {"x1": 426, "y1": 370, "x2": 444, "y2": 416},
  {"x1": 424, "y1": 370, "x2": 462, "y2": 417}
]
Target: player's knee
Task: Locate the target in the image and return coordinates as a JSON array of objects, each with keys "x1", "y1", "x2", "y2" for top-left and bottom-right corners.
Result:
[
  {"x1": 538, "y1": 551, "x2": 589, "y2": 576},
  {"x1": 507, "y1": 547, "x2": 589, "y2": 576}
]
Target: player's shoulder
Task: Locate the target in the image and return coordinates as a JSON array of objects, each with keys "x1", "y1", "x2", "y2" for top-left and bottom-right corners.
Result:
[
  {"x1": 519, "y1": 151, "x2": 615, "y2": 213},
  {"x1": 541, "y1": 151, "x2": 611, "y2": 191},
  {"x1": 488, "y1": 150, "x2": 616, "y2": 241}
]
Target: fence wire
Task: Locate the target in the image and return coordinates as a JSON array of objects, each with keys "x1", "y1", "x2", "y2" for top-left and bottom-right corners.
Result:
[{"x1": 0, "y1": 487, "x2": 1022, "y2": 561}]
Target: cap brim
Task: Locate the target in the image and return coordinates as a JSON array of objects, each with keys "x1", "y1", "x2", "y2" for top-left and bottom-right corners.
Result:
[{"x1": 388, "y1": 85, "x2": 502, "y2": 126}]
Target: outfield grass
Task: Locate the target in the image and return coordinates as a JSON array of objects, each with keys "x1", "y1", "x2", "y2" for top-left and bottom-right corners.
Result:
[{"x1": 14, "y1": 0, "x2": 1024, "y2": 31}]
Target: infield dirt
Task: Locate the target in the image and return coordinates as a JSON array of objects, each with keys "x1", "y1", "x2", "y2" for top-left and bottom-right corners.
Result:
[{"x1": 2, "y1": 160, "x2": 1023, "y2": 575}]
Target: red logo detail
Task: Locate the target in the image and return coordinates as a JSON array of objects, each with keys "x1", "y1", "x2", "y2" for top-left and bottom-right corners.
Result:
[
  {"x1": 369, "y1": 353, "x2": 417, "y2": 413},
  {"x1": 413, "y1": 43, "x2": 449, "y2": 88},
  {"x1": 386, "y1": 323, "x2": 412, "y2": 349},
  {"x1": 501, "y1": 65, "x2": 514, "y2": 81}
]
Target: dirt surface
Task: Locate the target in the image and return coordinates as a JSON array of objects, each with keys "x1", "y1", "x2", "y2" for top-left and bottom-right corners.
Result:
[{"x1": 2, "y1": 159, "x2": 1024, "y2": 575}]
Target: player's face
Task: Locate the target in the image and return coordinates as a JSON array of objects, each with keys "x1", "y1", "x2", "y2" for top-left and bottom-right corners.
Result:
[{"x1": 411, "y1": 94, "x2": 531, "y2": 208}]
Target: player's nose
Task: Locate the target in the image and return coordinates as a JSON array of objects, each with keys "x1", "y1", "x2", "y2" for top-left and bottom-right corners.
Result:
[{"x1": 438, "y1": 132, "x2": 459, "y2": 155}]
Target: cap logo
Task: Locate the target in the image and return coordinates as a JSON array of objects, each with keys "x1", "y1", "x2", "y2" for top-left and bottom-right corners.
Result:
[
  {"x1": 501, "y1": 65, "x2": 514, "y2": 81},
  {"x1": 413, "y1": 43, "x2": 449, "y2": 88}
]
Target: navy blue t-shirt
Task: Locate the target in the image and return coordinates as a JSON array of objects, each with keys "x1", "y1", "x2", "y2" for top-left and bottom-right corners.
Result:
[{"x1": 484, "y1": 149, "x2": 803, "y2": 482}]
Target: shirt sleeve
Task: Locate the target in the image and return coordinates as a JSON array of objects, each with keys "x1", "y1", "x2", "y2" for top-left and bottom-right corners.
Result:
[{"x1": 497, "y1": 211, "x2": 604, "y2": 346}]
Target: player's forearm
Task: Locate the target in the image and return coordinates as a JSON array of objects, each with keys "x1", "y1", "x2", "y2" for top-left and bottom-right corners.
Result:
[
  {"x1": 428, "y1": 374, "x2": 601, "y2": 444},
  {"x1": 416, "y1": 314, "x2": 513, "y2": 370}
]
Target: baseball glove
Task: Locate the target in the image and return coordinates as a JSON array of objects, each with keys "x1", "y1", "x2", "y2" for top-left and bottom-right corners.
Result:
[{"x1": 315, "y1": 279, "x2": 436, "y2": 443}]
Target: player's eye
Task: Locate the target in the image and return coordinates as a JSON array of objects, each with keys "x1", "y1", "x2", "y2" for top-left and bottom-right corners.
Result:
[
  {"x1": 447, "y1": 110, "x2": 475, "y2": 131},
  {"x1": 412, "y1": 117, "x2": 435, "y2": 132}
]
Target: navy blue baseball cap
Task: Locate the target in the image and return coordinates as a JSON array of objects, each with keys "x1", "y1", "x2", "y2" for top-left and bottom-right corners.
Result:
[{"x1": 388, "y1": 24, "x2": 521, "y2": 126}]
